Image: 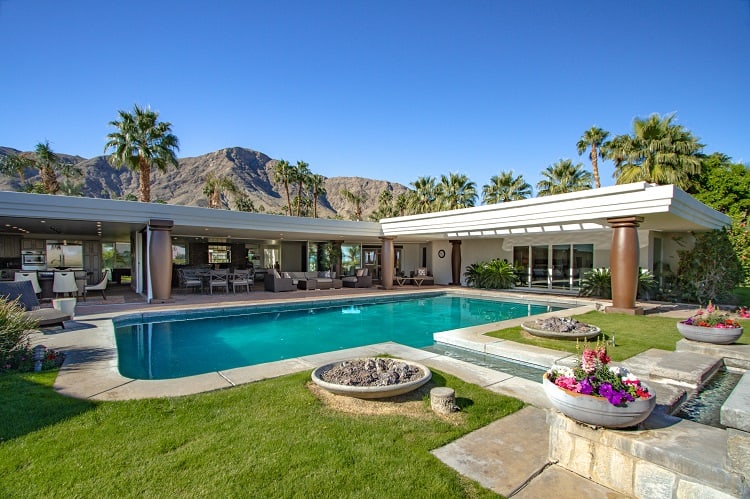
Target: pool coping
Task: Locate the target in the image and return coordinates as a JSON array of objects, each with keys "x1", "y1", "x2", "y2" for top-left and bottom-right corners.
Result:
[{"x1": 33, "y1": 288, "x2": 599, "y2": 403}]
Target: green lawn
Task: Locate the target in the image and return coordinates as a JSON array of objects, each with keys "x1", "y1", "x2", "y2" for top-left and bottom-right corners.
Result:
[
  {"x1": 733, "y1": 287, "x2": 750, "y2": 306},
  {"x1": 0, "y1": 369, "x2": 520, "y2": 498},
  {"x1": 486, "y1": 310, "x2": 750, "y2": 361}
]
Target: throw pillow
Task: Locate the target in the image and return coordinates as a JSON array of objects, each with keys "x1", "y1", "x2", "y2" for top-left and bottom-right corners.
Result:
[
  {"x1": 273, "y1": 269, "x2": 281, "y2": 278},
  {"x1": 417, "y1": 267, "x2": 428, "y2": 276},
  {"x1": 283, "y1": 272, "x2": 292, "y2": 279},
  {"x1": 356, "y1": 269, "x2": 365, "y2": 277}
]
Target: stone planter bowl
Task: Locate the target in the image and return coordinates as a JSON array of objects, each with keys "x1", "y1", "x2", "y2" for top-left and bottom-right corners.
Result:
[
  {"x1": 521, "y1": 321, "x2": 601, "y2": 340},
  {"x1": 542, "y1": 373, "x2": 655, "y2": 428},
  {"x1": 676, "y1": 322, "x2": 743, "y2": 345},
  {"x1": 311, "y1": 358, "x2": 432, "y2": 399}
]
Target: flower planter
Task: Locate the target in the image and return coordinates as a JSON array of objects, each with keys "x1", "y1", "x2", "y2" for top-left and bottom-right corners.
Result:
[
  {"x1": 676, "y1": 322, "x2": 743, "y2": 345},
  {"x1": 542, "y1": 373, "x2": 655, "y2": 428}
]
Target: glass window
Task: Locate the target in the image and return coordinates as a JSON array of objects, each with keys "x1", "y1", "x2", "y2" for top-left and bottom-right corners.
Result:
[
  {"x1": 513, "y1": 246, "x2": 530, "y2": 287},
  {"x1": 552, "y1": 245, "x2": 572, "y2": 290},
  {"x1": 531, "y1": 246, "x2": 549, "y2": 288},
  {"x1": 172, "y1": 243, "x2": 187, "y2": 265},
  {"x1": 573, "y1": 244, "x2": 594, "y2": 288},
  {"x1": 341, "y1": 243, "x2": 361, "y2": 276},
  {"x1": 208, "y1": 245, "x2": 230, "y2": 264},
  {"x1": 102, "y1": 242, "x2": 131, "y2": 269}
]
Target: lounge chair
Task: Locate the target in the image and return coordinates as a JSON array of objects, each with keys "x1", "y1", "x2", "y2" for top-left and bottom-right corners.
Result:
[
  {"x1": 0, "y1": 280, "x2": 70, "y2": 328},
  {"x1": 85, "y1": 269, "x2": 110, "y2": 299}
]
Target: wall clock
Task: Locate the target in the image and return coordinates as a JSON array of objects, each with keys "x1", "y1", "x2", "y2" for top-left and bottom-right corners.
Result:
[{"x1": 438, "y1": 249, "x2": 446, "y2": 258}]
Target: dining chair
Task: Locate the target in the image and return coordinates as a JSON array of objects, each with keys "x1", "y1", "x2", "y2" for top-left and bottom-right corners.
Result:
[
  {"x1": 53, "y1": 271, "x2": 78, "y2": 298},
  {"x1": 209, "y1": 269, "x2": 229, "y2": 294},
  {"x1": 231, "y1": 270, "x2": 252, "y2": 293},
  {"x1": 14, "y1": 271, "x2": 41, "y2": 294}
]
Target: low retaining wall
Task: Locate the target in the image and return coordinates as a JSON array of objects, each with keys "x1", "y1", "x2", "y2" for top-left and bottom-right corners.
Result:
[{"x1": 547, "y1": 410, "x2": 748, "y2": 498}]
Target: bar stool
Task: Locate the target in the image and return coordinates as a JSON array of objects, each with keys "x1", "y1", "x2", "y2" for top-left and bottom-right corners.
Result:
[
  {"x1": 14, "y1": 271, "x2": 41, "y2": 295},
  {"x1": 53, "y1": 271, "x2": 78, "y2": 298}
]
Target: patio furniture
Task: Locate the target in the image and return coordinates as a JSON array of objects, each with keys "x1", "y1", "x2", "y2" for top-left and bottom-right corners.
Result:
[
  {"x1": 53, "y1": 271, "x2": 78, "y2": 298},
  {"x1": 74, "y1": 270, "x2": 88, "y2": 299},
  {"x1": 14, "y1": 271, "x2": 41, "y2": 294},
  {"x1": 85, "y1": 269, "x2": 110, "y2": 299},
  {"x1": 177, "y1": 268, "x2": 203, "y2": 293},
  {"x1": 264, "y1": 271, "x2": 296, "y2": 292},
  {"x1": 208, "y1": 269, "x2": 229, "y2": 294},
  {"x1": 342, "y1": 269, "x2": 373, "y2": 288},
  {"x1": 410, "y1": 267, "x2": 434, "y2": 286},
  {"x1": 0, "y1": 280, "x2": 70, "y2": 328},
  {"x1": 231, "y1": 270, "x2": 252, "y2": 293}
]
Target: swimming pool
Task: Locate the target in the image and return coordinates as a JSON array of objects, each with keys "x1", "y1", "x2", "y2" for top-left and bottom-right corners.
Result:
[{"x1": 114, "y1": 293, "x2": 563, "y2": 379}]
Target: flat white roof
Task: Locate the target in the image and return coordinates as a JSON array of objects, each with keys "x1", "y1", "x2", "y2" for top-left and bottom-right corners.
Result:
[{"x1": 0, "y1": 182, "x2": 731, "y2": 242}]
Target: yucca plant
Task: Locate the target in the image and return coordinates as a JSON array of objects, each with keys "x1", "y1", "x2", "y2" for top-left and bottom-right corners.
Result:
[{"x1": 0, "y1": 297, "x2": 38, "y2": 371}]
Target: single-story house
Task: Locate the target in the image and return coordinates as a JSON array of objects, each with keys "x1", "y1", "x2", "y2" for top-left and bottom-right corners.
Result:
[{"x1": 0, "y1": 182, "x2": 730, "y2": 313}]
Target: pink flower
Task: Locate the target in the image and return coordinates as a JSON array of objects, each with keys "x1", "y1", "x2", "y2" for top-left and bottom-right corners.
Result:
[{"x1": 554, "y1": 376, "x2": 581, "y2": 392}]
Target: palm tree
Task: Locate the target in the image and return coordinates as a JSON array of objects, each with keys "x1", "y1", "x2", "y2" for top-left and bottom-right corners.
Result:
[
  {"x1": 576, "y1": 126, "x2": 610, "y2": 188},
  {"x1": 203, "y1": 173, "x2": 237, "y2": 209},
  {"x1": 394, "y1": 193, "x2": 409, "y2": 216},
  {"x1": 307, "y1": 173, "x2": 326, "y2": 218},
  {"x1": 104, "y1": 104, "x2": 180, "y2": 202},
  {"x1": 436, "y1": 172, "x2": 477, "y2": 210},
  {"x1": 536, "y1": 159, "x2": 593, "y2": 196},
  {"x1": 340, "y1": 188, "x2": 366, "y2": 221},
  {"x1": 0, "y1": 153, "x2": 36, "y2": 186},
  {"x1": 292, "y1": 160, "x2": 311, "y2": 216},
  {"x1": 234, "y1": 192, "x2": 256, "y2": 212},
  {"x1": 607, "y1": 113, "x2": 704, "y2": 189},
  {"x1": 272, "y1": 159, "x2": 293, "y2": 215},
  {"x1": 482, "y1": 171, "x2": 532, "y2": 203},
  {"x1": 409, "y1": 176, "x2": 437, "y2": 214},
  {"x1": 34, "y1": 141, "x2": 60, "y2": 194}
]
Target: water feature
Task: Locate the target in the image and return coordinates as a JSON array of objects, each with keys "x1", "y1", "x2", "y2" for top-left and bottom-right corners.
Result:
[
  {"x1": 674, "y1": 368, "x2": 743, "y2": 428},
  {"x1": 423, "y1": 343, "x2": 547, "y2": 382}
]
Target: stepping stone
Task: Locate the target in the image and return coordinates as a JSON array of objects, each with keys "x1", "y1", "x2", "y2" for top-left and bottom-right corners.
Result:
[{"x1": 649, "y1": 351, "x2": 723, "y2": 388}]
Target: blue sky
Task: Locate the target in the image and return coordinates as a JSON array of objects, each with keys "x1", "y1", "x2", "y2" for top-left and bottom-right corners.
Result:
[{"x1": 1, "y1": 1, "x2": 749, "y2": 191}]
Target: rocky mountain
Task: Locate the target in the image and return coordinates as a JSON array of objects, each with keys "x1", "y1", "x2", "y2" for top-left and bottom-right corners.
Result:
[{"x1": 0, "y1": 146, "x2": 409, "y2": 220}]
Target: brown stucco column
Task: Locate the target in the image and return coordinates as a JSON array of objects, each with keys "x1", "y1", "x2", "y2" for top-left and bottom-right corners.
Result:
[
  {"x1": 380, "y1": 237, "x2": 395, "y2": 290},
  {"x1": 332, "y1": 240, "x2": 343, "y2": 278},
  {"x1": 450, "y1": 240, "x2": 462, "y2": 286},
  {"x1": 148, "y1": 219, "x2": 174, "y2": 302},
  {"x1": 606, "y1": 216, "x2": 644, "y2": 315}
]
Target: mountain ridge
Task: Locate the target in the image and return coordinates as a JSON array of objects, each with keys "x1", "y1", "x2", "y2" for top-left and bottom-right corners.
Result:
[{"x1": 0, "y1": 146, "x2": 409, "y2": 219}]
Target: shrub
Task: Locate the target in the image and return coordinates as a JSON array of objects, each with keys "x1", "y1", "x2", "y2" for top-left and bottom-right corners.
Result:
[
  {"x1": 579, "y1": 268, "x2": 612, "y2": 298},
  {"x1": 463, "y1": 259, "x2": 516, "y2": 289},
  {"x1": 0, "y1": 297, "x2": 38, "y2": 370},
  {"x1": 677, "y1": 228, "x2": 744, "y2": 305}
]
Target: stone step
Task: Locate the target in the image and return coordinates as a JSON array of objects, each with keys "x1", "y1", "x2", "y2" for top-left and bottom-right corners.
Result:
[
  {"x1": 647, "y1": 350, "x2": 723, "y2": 388},
  {"x1": 676, "y1": 338, "x2": 750, "y2": 370}
]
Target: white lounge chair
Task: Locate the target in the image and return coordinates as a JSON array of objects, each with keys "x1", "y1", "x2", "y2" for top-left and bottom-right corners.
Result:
[{"x1": 85, "y1": 269, "x2": 110, "y2": 299}]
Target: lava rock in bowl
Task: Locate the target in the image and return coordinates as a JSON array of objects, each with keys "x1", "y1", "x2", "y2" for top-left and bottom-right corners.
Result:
[
  {"x1": 521, "y1": 317, "x2": 601, "y2": 340},
  {"x1": 311, "y1": 357, "x2": 432, "y2": 399}
]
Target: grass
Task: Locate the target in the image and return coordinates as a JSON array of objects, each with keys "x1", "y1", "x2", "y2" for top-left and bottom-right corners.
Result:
[
  {"x1": 733, "y1": 286, "x2": 750, "y2": 306},
  {"x1": 486, "y1": 310, "x2": 750, "y2": 361},
  {"x1": 0, "y1": 369, "x2": 521, "y2": 498}
]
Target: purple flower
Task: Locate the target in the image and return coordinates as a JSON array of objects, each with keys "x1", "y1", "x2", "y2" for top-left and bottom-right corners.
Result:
[
  {"x1": 579, "y1": 377, "x2": 594, "y2": 395},
  {"x1": 599, "y1": 383, "x2": 634, "y2": 406}
]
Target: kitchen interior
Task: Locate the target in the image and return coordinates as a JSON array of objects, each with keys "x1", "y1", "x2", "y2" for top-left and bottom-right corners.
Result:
[{"x1": 0, "y1": 236, "x2": 105, "y2": 301}]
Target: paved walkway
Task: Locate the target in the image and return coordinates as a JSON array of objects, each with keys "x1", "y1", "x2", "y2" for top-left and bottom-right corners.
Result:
[{"x1": 30, "y1": 288, "x2": 701, "y2": 497}]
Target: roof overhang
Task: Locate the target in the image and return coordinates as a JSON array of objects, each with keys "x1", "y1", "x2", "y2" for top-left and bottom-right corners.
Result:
[
  {"x1": 380, "y1": 182, "x2": 731, "y2": 241},
  {"x1": 0, "y1": 191, "x2": 385, "y2": 242}
]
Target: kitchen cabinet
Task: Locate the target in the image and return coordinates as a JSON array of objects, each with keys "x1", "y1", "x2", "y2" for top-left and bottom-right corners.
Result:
[
  {"x1": 21, "y1": 239, "x2": 46, "y2": 251},
  {"x1": 0, "y1": 236, "x2": 21, "y2": 257}
]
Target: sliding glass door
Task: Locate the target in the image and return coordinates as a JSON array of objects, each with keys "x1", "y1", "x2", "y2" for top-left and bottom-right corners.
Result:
[{"x1": 513, "y1": 243, "x2": 594, "y2": 291}]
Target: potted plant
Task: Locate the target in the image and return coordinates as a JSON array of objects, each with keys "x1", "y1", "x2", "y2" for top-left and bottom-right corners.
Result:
[
  {"x1": 676, "y1": 301, "x2": 744, "y2": 344},
  {"x1": 543, "y1": 343, "x2": 655, "y2": 428}
]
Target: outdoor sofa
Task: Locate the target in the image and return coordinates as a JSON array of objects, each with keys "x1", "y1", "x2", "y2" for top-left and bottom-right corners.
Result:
[
  {"x1": 342, "y1": 269, "x2": 373, "y2": 288},
  {"x1": 410, "y1": 267, "x2": 435, "y2": 285},
  {"x1": 264, "y1": 271, "x2": 343, "y2": 292},
  {"x1": 0, "y1": 280, "x2": 71, "y2": 327}
]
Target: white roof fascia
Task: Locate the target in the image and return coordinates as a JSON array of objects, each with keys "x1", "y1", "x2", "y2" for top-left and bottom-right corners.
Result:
[
  {"x1": 0, "y1": 191, "x2": 384, "y2": 239},
  {"x1": 380, "y1": 183, "x2": 730, "y2": 236}
]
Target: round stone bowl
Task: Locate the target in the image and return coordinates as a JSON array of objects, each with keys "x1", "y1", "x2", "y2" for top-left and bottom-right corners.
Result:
[
  {"x1": 521, "y1": 321, "x2": 601, "y2": 340},
  {"x1": 676, "y1": 322, "x2": 743, "y2": 345},
  {"x1": 311, "y1": 358, "x2": 432, "y2": 399},
  {"x1": 543, "y1": 373, "x2": 655, "y2": 428}
]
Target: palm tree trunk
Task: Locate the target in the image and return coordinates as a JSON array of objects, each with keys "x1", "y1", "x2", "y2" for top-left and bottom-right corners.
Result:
[
  {"x1": 313, "y1": 188, "x2": 318, "y2": 218},
  {"x1": 591, "y1": 144, "x2": 601, "y2": 188},
  {"x1": 41, "y1": 166, "x2": 59, "y2": 194},
  {"x1": 284, "y1": 182, "x2": 292, "y2": 216},
  {"x1": 139, "y1": 158, "x2": 151, "y2": 202}
]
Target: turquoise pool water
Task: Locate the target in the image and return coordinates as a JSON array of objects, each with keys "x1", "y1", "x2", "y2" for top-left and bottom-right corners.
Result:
[{"x1": 115, "y1": 293, "x2": 562, "y2": 380}]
